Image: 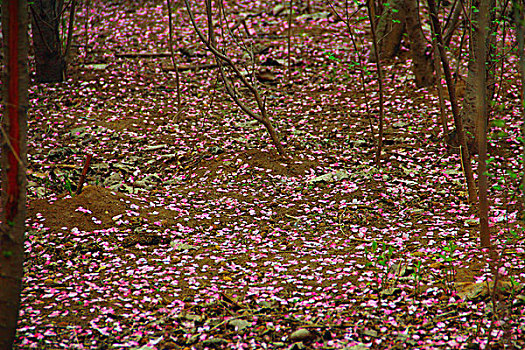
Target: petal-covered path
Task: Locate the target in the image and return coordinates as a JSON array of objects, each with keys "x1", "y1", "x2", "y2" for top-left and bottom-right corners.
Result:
[{"x1": 17, "y1": 0, "x2": 525, "y2": 349}]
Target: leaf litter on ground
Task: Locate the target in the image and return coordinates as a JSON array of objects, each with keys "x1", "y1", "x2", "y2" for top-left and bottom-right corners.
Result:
[{"x1": 14, "y1": 0, "x2": 525, "y2": 349}]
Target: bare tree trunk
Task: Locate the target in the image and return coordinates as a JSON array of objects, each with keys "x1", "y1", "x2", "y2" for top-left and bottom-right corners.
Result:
[
  {"x1": 431, "y1": 31, "x2": 450, "y2": 135},
  {"x1": 31, "y1": 0, "x2": 65, "y2": 82},
  {"x1": 428, "y1": 0, "x2": 478, "y2": 204},
  {"x1": 402, "y1": 0, "x2": 435, "y2": 87},
  {"x1": 514, "y1": 0, "x2": 525, "y2": 219},
  {"x1": 371, "y1": 0, "x2": 435, "y2": 87},
  {"x1": 370, "y1": 0, "x2": 405, "y2": 62},
  {"x1": 287, "y1": 0, "x2": 293, "y2": 83},
  {"x1": 367, "y1": 0, "x2": 385, "y2": 164},
  {"x1": 63, "y1": 0, "x2": 77, "y2": 74},
  {"x1": 84, "y1": 0, "x2": 91, "y2": 61},
  {"x1": 472, "y1": 0, "x2": 491, "y2": 247},
  {"x1": 460, "y1": 0, "x2": 496, "y2": 151},
  {"x1": 166, "y1": 0, "x2": 182, "y2": 110},
  {"x1": 0, "y1": 0, "x2": 29, "y2": 348}
]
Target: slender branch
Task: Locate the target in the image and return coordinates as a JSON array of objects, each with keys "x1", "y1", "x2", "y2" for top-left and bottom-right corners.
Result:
[
  {"x1": 29, "y1": 5, "x2": 55, "y2": 53},
  {"x1": 443, "y1": 0, "x2": 462, "y2": 47},
  {"x1": 514, "y1": 0, "x2": 525, "y2": 215},
  {"x1": 430, "y1": 13, "x2": 450, "y2": 136},
  {"x1": 166, "y1": 0, "x2": 182, "y2": 109},
  {"x1": 84, "y1": 0, "x2": 91, "y2": 60},
  {"x1": 63, "y1": 0, "x2": 77, "y2": 70},
  {"x1": 0, "y1": 123, "x2": 22, "y2": 165},
  {"x1": 75, "y1": 153, "x2": 93, "y2": 195},
  {"x1": 183, "y1": 0, "x2": 261, "y2": 107},
  {"x1": 367, "y1": 0, "x2": 385, "y2": 165},
  {"x1": 183, "y1": 0, "x2": 286, "y2": 157},
  {"x1": 327, "y1": 0, "x2": 374, "y2": 139},
  {"x1": 428, "y1": 0, "x2": 478, "y2": 204},
  {"x1": 287, "y1": 0, "x2": 293, "y2": 83}
]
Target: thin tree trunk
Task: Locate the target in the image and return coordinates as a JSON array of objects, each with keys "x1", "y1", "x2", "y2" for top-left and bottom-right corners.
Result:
[
  {"x1": 367, "y1": 0, "x2": 385, "y2": 164},
  {"x1": 431, "y1": 29, "x2": 450, "y2": 135},
  {"x1": 166, "y1": 0, "x2": 182, "y2": 110},
  {"x1": 473, "y1": 0, "x2": 491, "y2": 248},
  {"x1": 428, "y1": 0, "x2": 478, "y2": 204},
  {"x1": 84, "y1": 0, "x2": 91, "y2": 61},
  {"x1": 0, "y1": 0, "x2": 29, "y2": 348},
  {"x1": 514, "y1": 0, "x2": 525, "y2": 218},
  {"x1": 287, "y1": 0, "x2": 293, "y2": 83},
  {"x1": 63, "y1": 0, "x2": 77, "y2": 74},
  {"x1": 460, "y1": 0, "x2": 496, "y2": 151},
  {"x1": 343, "y1": 0, "x2": 375, "y2": 139}
]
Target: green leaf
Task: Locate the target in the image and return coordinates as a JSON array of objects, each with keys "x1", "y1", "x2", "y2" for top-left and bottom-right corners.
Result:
[{"x1": 492, "y1": 119, "x2": 505, "y2": 127}]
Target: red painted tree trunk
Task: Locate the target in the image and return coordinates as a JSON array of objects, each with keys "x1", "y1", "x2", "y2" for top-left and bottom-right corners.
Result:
[{"x1": 0, "y1": 0, "x2": 29, "y2": 348}]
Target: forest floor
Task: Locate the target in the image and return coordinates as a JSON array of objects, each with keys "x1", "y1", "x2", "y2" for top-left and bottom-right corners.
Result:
[{"x1": 15, "y1": 0, "x2": 525, "y2": 349}]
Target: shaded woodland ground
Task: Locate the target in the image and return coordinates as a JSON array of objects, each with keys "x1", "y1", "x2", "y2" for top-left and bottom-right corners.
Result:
[{"x1": 14, "y1": 0, "x2": 525, "y2": 349}]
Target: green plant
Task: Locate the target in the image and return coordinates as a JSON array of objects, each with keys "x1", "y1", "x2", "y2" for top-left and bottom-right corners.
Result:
[
  {"x1": 2, "y1": 250, "x2": 14, "y2": 258},
  {"x1": 377, "y1": 243, "x2": 394, "y2": 267},
  {"x1": 63, "y1": 173, "x2": 73, "y2": 195},
  {"x1": 411, "y1": 260, "x2": 423, "y2": 296},
  {"x1": 324, "y1": 50, "x2": 341, "y2": 63},
  {"x1": 364, "y1": 241, "x2": 395, "y2": 288},
  {"x1": 438, "y1": 240, "x2": 458, "y2": 294}
]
